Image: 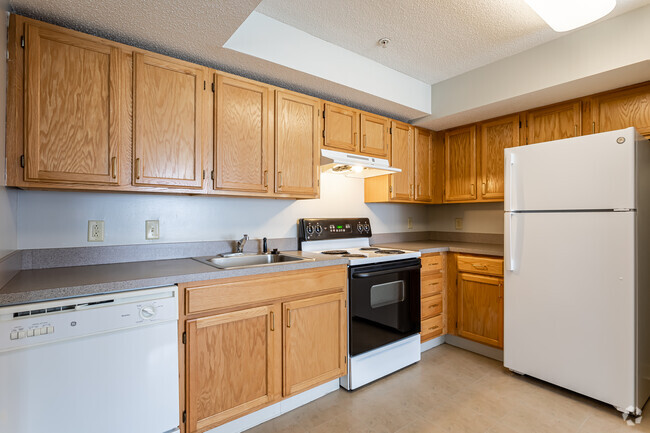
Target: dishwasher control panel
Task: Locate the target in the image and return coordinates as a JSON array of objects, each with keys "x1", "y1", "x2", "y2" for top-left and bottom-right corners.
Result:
[{"x1": 0, "y1": 286, "x2": 178, "y2": 352}]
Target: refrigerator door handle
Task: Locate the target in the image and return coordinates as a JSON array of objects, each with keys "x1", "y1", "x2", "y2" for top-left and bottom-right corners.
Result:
[
  {"x1": 509, "y1": 153, "x2": 516, "y2": 211},
  {"x1": 506, "y1": 213, "x2": 517, "y2": 272}
]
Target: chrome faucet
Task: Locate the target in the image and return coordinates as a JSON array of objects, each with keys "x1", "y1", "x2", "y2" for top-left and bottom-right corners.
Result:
[{"x1": 236, "y1": 234, "x2": 249, "y2": 254}]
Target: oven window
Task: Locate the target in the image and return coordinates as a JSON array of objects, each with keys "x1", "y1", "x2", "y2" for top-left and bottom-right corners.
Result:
[{"x1": 370, "y1": 281, "x2": 405, "y2": 308}]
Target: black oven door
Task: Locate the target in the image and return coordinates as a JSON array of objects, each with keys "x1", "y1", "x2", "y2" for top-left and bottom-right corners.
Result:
[{"x1": 348, "y1": 258, "x2": 421, "y2": 356}]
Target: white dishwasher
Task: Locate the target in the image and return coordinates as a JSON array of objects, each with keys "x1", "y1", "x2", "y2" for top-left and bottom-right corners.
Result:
[{"x1": 0, "y1": 285, "x2": 180, "y2": 433}]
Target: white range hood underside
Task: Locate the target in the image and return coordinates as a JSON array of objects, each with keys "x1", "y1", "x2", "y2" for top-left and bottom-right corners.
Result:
[{"x1": 320, "y1": 149, "x2": 401, "y2": 179}]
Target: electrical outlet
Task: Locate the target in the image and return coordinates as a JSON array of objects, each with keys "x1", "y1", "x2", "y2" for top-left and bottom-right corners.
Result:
[
  {"x1": 407, "y1": 217, "x2": 413, "y2": 230},
  {"x1": 454, "y1": 218, "x2": 463, "y2": 230},
  {"x1": 145, "y1": 220, "x2": 160, "y2": 240},
  {"x1": 88, "y1": 220, "x2": 105, "y2": 242}
]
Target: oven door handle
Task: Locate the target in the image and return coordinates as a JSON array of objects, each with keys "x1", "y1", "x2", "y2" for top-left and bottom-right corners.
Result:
[{"x1": 352, "y1": 265, "x2": 421, "y2": 279}]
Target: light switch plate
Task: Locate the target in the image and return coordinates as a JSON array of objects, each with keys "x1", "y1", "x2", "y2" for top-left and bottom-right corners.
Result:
[
  {"x1": 454, "y1": 218, "x2": 463, "y2": 230},
  {"x1": 145, "y1": 220, "x2": 160, "y2": 240},
  {"x1": 407, "y1": 217, "x2": 413, "y2": 229},
  {"x1": 88, "y1": 220, "x2": 105, "y2": 242}
]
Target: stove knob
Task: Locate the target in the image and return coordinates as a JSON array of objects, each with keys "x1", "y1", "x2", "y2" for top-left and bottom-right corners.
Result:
[
  {"x1": 140, "y1": 305, "x2": 156, "y2": 320},
  {"x1": 315, "y1": 225, "x2": 323, "y2": 235},
  {"x1": 306, "y1": 225, "x2": 314, "y2": 236},
  {"x1": 357, "y1": 223, "x2": 363, "y2": 233},
  {"x1": 364, "y1": 224, "x2": 370, "y2": 232}
]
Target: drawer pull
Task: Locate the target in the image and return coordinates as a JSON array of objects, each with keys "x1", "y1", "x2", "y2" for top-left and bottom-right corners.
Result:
[
  {"x1": 428, "y1": 304, "x2": 439, "y2": 308},
  {"x1": 472, "y1": 264, "x2": 488, "y2": 270},
  {"x1": 428, "y1": 325, "x2": 439, "y2": 331},
  {"x1": 428, "y1": 282, "x2": 439, "y2": 287}
]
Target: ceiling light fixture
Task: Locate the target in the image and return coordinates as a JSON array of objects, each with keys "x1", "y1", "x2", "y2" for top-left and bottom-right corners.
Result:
[
  {"x1": 524, "y1": 0, "x2": 616, "y2": 32},
  {"x1": 378, "y1": 37, "x2": 390, "y2": 48}
]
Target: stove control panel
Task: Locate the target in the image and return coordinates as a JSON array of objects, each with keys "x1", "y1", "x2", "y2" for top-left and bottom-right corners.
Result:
[{"x1": 299, "y1": 218, "x2": 372, "y2": 241}]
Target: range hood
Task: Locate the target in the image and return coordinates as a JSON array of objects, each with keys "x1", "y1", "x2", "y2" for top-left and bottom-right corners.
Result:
[{"x1": 320, "y1": 149, "x2": 401, "y2": 179}]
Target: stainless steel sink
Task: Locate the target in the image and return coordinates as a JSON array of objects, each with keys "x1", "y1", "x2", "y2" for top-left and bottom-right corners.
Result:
[{"x1": 194, "y1": 253, "x2": 314, "y2": 270}]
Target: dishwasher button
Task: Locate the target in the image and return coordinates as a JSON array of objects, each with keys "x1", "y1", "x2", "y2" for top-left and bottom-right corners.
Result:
[
  {"x1": 18, "y1": 330, "x2": 26, "y2": 339},
  {"x1": 27, "y1": 329, "x2": 34, "y2": 337},
  {"x1": 47, "y1": 326, "x2": 54, "y2": 334},
  {"x1": 33, "y1": 328, "x2": 41, "y2": 336},
  {"x1": 10, "y1": 331, "x2": 18, "y2": 340}
]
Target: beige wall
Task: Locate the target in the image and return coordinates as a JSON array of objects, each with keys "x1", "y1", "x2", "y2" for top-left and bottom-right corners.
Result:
[{"x1": 0, "y1": 5, "x2": 19, "y2": 259}]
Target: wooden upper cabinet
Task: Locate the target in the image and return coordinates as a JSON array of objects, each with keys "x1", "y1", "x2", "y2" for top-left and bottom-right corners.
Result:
[
  {"x1": 214, "y1": 75, "x2": 269, "y2": 192},
  {"x1": 133, "y1": 53, "x2": 204, "y2": 188},
  {"x1": 275, "y1": 90, "x2": 320, "y2": 196},
  {"x1": 592, "y1": 83, "x2": 650, "y2": 137},
  {"x1": 414, "y1": 128, "x2": 433, "y2": 202},
  {"x1": 457, "y1": 273, "x2": 503, "y2": 349},
  {"x1": 23, "y1": 24, "x2": 120, "y2": 184},
  {"x1": 186, "y1": 305, "x2": 279, "y2": 433},
  {"x1": 283, "y1": 292, "x2": 346, "y2": 397},
  {"x1": 360, "y1": 113, "x2": 389, "y2": 158},
  {"x1": 390, "y1": 121, "x2": 414, "y2": 201},
  {"x1": 527, "y1": 101, "x2": 581, "y2": 144},
  {"x1": 445, "y1": 125, "x2": 477, "y2": 202},
  {"x1": 323, "y1": 103, "x2": 358, "y2": 152},
  {"x1": 479, "y1": 115, "x2": 520, "y2": 200}
]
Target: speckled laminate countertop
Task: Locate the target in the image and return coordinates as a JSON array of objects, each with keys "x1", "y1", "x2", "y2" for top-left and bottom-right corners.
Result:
[
  {"x1": 0, "y1": 252, "x2": 347, "y2": 307},
  {"x1": 376, "y1": 241, "x2": 504, "y2": 257}
]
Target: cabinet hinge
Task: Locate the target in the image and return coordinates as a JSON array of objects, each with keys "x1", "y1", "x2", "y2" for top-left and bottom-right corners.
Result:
[
  {"x1": 202, "y1": 170, "x2": 205, "y2": 180},
  {"x1": 322, "y1": 110, "x2": 325, "y2": 119},
  {"x1": 182, "y1": 411, "x2": 186, "y2": 424},
  {"x1": 519, "y1": 121, "x2": 522, "y2": 128},
  {"x1": 20, "y1": 155, "x2": 25, "y2": 168},
  {"x1": 211, "y1": 82, "x2": 215, "y2": 92},
  {"x1": 389, "y1": 127, "x2": 393, "y2": 134},
  {"x1": 182, "y1": 332, "x2": 186, "y2": 344},
  {"x1": 20, "y1": 36, "x2": 24, "y2": 48},
  {"x1": 344, "y1": 355, "x2": 347, "y2": 364},
  {"x1": 203, "y1": 81, "x2": 206, "y2": 90},
  {"x1": 211, "y1": 170, "x2": 214, "y2": 180},
  {"x1": 344, "y1": 300, "x2": 347, "y2": 308},
  {"x1": 389, "y1": 185, "x2": 392, "y2": 193},
  {"x1": 322, "y1": 130, "x2": 325, "y2": 138}
]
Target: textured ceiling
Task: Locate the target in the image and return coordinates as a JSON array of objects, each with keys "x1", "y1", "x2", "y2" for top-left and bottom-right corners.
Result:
[{"x1": 256, "y1": 0, "x2": 650, "y2": 85}]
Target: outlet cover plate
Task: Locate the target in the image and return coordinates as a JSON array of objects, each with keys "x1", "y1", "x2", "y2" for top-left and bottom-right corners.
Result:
[
  {"x1": 146, "y1": 220, "x2": 160, "y2": 240},
  {"x1": 88, "y1": 220, "x2": 105, "y2": 242},
  {"x1": 454, "y1": 218, "x2": 463, "y2": 230}
]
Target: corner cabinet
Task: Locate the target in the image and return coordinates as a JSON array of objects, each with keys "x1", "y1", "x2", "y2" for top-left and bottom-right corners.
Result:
[
  {"x1": 132, "y1": 53, "x2": 205, "y2": 188},
  {"x1": 179, "y1": 266, "x2": 347, "y2": 433},
  {"x1": 444, "y1": 125, "x2": 477, "y2": 202},
  {"x1": 275, "y1": 90, "x2": 320, "y2": 197},
  {"x1": 22, "y1": 23, "x2": 120, "y2": 184}
]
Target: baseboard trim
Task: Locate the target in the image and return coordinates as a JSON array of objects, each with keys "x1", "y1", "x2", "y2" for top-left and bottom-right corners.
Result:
[
  {"x1": 445, "y1": 334, "x2": 503, "y2": 361},
  {"x1": 206, "y1": 379, "x2": 339, "y2": 433},
  {"x1": 420, "y1": 335, "x2": 446, "y2": 352}
]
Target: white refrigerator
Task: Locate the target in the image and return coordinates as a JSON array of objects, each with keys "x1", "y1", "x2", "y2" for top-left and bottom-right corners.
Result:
[{"x1": 504, "y1": 127, "x2": 650, "y2": 416}]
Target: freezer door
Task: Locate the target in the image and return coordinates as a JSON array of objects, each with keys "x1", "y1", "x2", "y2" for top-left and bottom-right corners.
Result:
[
  {"x1": 504, "y1": 128, "x2": 636, "y2": 211},
  {"x1": 504, "y1": 211, "x2": 636, "y2": 411}
]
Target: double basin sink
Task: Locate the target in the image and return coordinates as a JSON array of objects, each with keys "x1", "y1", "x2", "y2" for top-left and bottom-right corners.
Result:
[{"x1": 194, "y1": 253, "x2": 314, "y2": 270}]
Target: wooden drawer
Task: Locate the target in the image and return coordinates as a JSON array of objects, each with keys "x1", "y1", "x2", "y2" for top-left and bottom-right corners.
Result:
[
  {"x1": 421, "y1": 294, "x2": 442, "y2": 320},
  {"x1": 457, "y1": 255, "x2": 503, "y2": 276},
  {"x1": 422, "y1": 254, "x2": 443, "y2": 274},
  {"x1": 421, "y1": 273, "x2": 443, "y2": 298},
  {"x1": 421, "y1": 315, "x2": 443, "y2": 341},
  {"x1": 184, "y1": 265, "x2": 347, "y2": 315}
]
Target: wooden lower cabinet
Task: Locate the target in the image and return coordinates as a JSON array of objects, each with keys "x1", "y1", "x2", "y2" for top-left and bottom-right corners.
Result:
[
  {"x1": 283, "y1": 292, "x2": 347, "y2": 397},
  {"x1": 185, "y1": 305, "x2": 279, "y2": 432},
  {"x1": 420, "y1": 252, "x2": 446, "y2": 342},
  {"x1": 180, "y1": 266, "x2": 347, "y2": 433},
  {"x1": 449, "y1": 254, "x2": 504, "y2": 349}
]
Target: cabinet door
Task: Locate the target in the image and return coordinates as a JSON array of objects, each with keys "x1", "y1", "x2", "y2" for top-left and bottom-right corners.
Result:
[
  {"x1": 275, "y1": 90, "x2": 319, "y2": 196},
  {"x1": 283, "y1": 292, "x2": 346, "y2": 397},
  {"x1": 389, "y1": 121, "x2": 414, "y2": 200},
  {"x1": 323, "y1": 103, "x2": 358, "y2": 152},
  {"x1": 215, "y1": 75, "x2": 269, "y2": 192},
  {"x1": 480, "y1": 115, "x2": 520, "y2": 200},
  {"x1": 445, "y1": 125, "x2": 477, "y2": 201},
  {"x1": 458, "y1": 273, "x2": 503, "y2": 348},
  {"x1": 414, "y1": 127, "x2": 433, "y2": 202},
  {"x1": 24, "y1": 24, "x2": 120, "y2": 184},
  {"x1": 133, "y1": 53, "x2": 203, "y2": 188},
  {"x1": 592, "y1": 84, "x2": 650, "y2": 137},
  {"x1": 360, "y1": 113, "x2": 389, "y2": 158},
  {"x1": 527, "y1": 102, "x2": 581, "y2": 144},
  {"x1": 186, "y1": 305, "x2": 279, "y2": 433}
]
